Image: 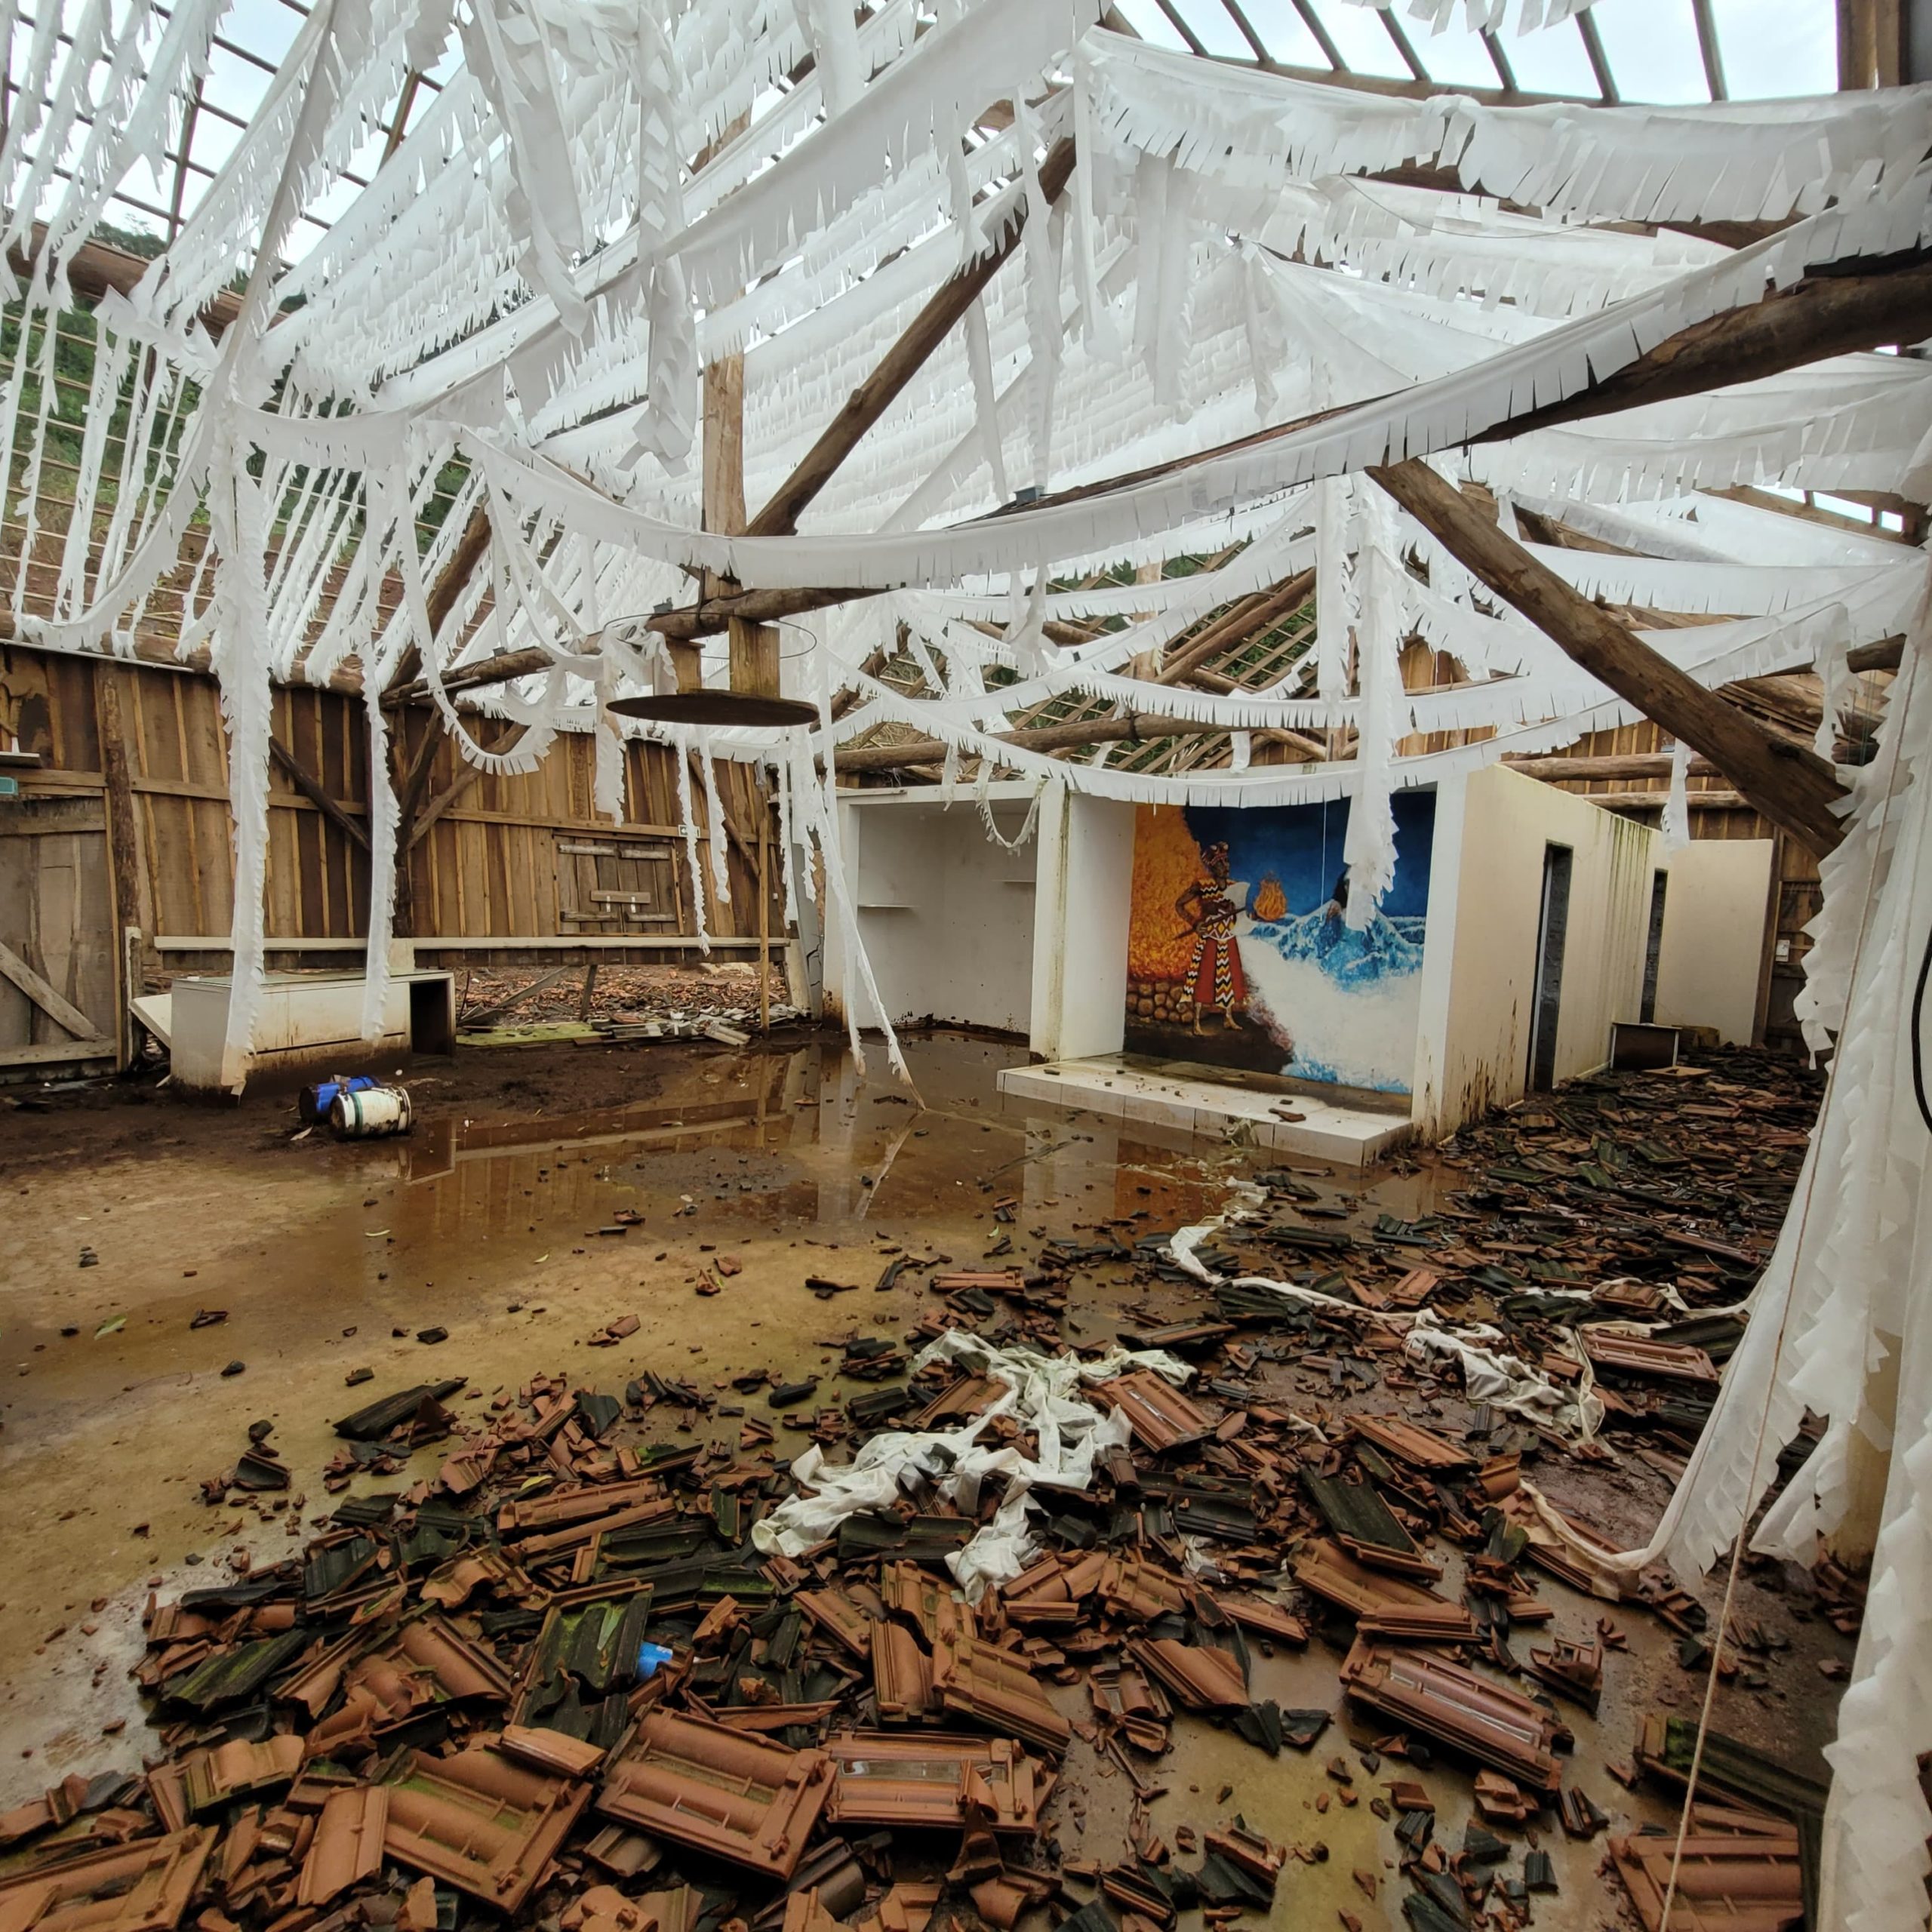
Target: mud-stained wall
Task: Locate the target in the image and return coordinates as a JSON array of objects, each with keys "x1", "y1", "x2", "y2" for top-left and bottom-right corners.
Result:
[
  {"x1": 1417, "y1": 764, "x2": 1659, "y2": 1137},
  {"x1": 1655, "y1": 839, "x2": 1777, "y2": 1045}
]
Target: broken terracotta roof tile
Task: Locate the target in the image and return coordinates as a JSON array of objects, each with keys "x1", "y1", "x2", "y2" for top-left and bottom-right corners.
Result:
[
  {"x1": 871, "y1": 1621, "x2": 935, "y2": 1724},
  {"x1": 1129, "y1": 1639, "x2": 1247, "y2": 1712},
  {"x1": 0, "y1": 1827, "x2": 218, "y2": 1932},
  {"x1": 878, "y1": 1562, "x2": 974, "y2": 1645},
  {"x1": 596, "y1": 1711, "x2": 832, "y2": 1878},
  {"x1": 1609, "y1": 1829, "x2": 1801, "y2": 1932},
  {"x1": 1580, "y1": 1331, "x2": 1721, "y2": 1387},
  {"x1": 1214, "y1": 1594, "x2": 1308, "y2": 1648},
  {"x1": 1091, "y1": 1373, "x2": 1211, "y2": 1452},
  {"x1": 1293, "y1": 1539, "x2": 1451, "y2": 1622},
  {"x1": 294, "y1": 1788, "x2": 386, "y2": 1908},
  {"x1": 794, "y1": 1589, "x2": 874, "y2": 1660},
  {"x1": 382, "y1": 1746, "x2": 590, "y2": 1912},
  {"x1": 1346, "y1": 1416, "x2": 1475, "y2": 1473},
  {"x1": 1340, "y1": 1639, "x2": 1563, "y2": 1795},
  {"x1": 498, "y1": 1726, "x2": 612, "y2": 1779},
  {"x1": 180, "y1": 1737, "x2": 304, "y2": 1818},
  {"x1": 823, "y1": 1733, "x2": 1046, "y2": 1832},
  {"x1": 931, "y1": 1635, "x2": 1072, "y2": 1755}
]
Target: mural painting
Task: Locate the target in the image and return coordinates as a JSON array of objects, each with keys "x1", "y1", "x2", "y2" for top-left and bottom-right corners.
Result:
[{"x1": 1124, "y1": 792, "x2": 1436, "y2": 1093}]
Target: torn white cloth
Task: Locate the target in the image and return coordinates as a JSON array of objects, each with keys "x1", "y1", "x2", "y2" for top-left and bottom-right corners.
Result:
[
  {"x1": 1404, "y1": 1315, "x2": 1604, "y2": 1442},
  {"x1": 748, "y1": 1330, "x2": 1188, "y2": 1598},
  {"x1": 1168, "y1": 1195, "x2": 1603, "y2": 1440}
]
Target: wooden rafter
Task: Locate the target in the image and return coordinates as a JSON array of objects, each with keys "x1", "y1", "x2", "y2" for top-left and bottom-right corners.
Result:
[
  {"x1": 835, "y1": 707, "x2": 1300, "y2": 774},
  {"x1": 1577, "y1": 9, "x2": 1620, "y2": 102},
  {"x1": 744, "y1": 138, "x2": 1078, "y2": 540}
]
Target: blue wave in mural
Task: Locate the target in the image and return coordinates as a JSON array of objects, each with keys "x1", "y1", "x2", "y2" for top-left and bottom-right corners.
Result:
[{"x1": 1245, "y1": 907, "x2": 1426, "y2": 988}]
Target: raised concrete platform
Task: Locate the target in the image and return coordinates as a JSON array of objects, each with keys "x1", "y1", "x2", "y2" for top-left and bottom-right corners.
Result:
[{"x1": 997, "y1": 1055, "x2": 1414, "y2": 1165}]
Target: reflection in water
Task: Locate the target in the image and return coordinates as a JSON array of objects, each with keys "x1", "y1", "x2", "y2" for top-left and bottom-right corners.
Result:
[{"x1": 387, "y1": 1033, "x2": 1254, "y2": 1253}]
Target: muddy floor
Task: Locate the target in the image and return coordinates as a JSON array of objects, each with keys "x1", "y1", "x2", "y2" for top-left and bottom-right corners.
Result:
[{"x1": 0, "y1": 1030, "x2": 1853, "y2": 1929}]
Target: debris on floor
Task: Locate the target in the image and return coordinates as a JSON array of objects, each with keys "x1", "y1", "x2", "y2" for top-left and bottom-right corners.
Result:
[
  {"x1": 453, "y1": 962, "x2": 801, "y2": 1043},
  {"x1": 0, "y1": 1049, "x2": 1843, "y2": 1932}
]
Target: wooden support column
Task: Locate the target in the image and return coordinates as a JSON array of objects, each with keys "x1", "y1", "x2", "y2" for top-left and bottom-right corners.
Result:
[
  {"x1": 91, "y1": 663, "x2": 146, "y2": 1066},
  {"x1": 1368, "y1": 457, "x2": 1848, "y2": 857},
  {"x1": 703, "y1": 355, "x2": 781, "y2": 697},
  {"x1": 390, "y1": 505, "x2": 497, "y2": 931},
  {"x1": 391, "y1": 721, "x2": 447, "y2": 936}
]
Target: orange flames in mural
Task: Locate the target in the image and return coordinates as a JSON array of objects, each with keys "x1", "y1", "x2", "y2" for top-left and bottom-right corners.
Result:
[{"x1": 1127, "y1": 805, "x2": 1207, "y2": 981}]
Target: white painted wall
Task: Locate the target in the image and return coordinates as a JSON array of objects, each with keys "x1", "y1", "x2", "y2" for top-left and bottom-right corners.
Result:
[
  {"x1": 1412, "y1": 764, "x2": 1659, "y2": 1137},
  {"x1": 826, "y1": 789, "x2": 1038, "y2": 1035},
  {"x1": 1654, "y1": 838, "x2": 1775, "y2": 1044},
  {"x1": 1029, "y1": 786, "x2": 1134, "y2": 1063},
  {"x1": 171, "y1": 967, "x2": 453, "y2": 1093}
]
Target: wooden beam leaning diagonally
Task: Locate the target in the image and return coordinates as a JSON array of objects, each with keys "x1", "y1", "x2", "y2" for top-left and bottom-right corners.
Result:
[
  {"x1": 388, "y1": 505, "x2": 497, "y2": 930},
  {"x1": 0, "y1": 938, "x2": 109, "y2": 1041},
  {"x1": 1367, "y1": 458, "x2": 1848, "y2": 856},
  {"x1": 410, "y1": 718, "x2": 531, "y2": 850},
  {"x1": 269, "y1": 735, "x2": 371, "y2": 852},
  {"x1": 1155, "y1": 571, "x2": 1315, "y2": 686},
  {"x1": 958, "y1": 254, "x2": 1932, "y2": 528},
  {"x1": 618, "y1": 254, "x2": 1932, "y2": 655}
]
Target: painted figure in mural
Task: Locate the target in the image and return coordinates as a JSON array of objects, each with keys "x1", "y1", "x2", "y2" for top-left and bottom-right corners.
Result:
[{"x1": 1174, "y1": 842, "x2": 1248, "y2": 1033}]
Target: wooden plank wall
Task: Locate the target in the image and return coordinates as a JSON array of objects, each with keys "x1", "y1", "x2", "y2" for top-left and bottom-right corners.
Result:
[
  {"x1": 0, "y1": 795, "x2": 116, "y2": 1060},
  {"x1": 1, "y1": 644, "x2": 782, "y2": 974}
]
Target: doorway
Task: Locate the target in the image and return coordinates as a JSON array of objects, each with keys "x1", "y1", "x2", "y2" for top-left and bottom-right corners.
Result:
[{"x1": 1527, "y1": 844, "x2": 1573, "y2": 1091}]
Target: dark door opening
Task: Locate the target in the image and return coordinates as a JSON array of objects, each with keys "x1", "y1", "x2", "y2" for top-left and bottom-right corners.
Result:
[
  {"x1": 1640, "y1": 869, "x2": 1669, "y2": 1024},
  {"x1": 1527, "y1": 844, "x2": 1573, "y2": 1092},
  {"x1": 409, "y1": 977, "x2": 456, "y2": 1055}
]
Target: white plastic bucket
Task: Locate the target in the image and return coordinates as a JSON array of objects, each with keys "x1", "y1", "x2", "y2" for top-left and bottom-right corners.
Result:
[{"x1": 330, "y1": 1084, "x2": 413, "y2": 1138}]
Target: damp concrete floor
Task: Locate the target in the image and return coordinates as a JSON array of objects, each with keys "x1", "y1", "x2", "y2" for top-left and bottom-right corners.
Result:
[{"x1": 0, "y1": 1029, "x2": 1854, "y2": 1929}]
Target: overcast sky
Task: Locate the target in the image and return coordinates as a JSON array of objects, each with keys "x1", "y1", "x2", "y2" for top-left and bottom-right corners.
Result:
[
  {"x1": 86, "y1": 0, "x2": 1844, "y2": 258},
  {"x1": 1119, "y1": 0, "x2": 1836, "y2": 101}
]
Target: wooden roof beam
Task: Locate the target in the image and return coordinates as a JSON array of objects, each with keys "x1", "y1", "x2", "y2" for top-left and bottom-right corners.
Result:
[
  {"x1": 743, "y1": 138, "x2": 1076, "y2": 540},
  {"x1": 1369, "y1": 455, "x2": 1848, "y2": 857}
]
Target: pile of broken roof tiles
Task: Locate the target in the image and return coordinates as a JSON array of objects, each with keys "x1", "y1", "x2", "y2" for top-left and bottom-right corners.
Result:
[{"x1": 0, "y1": 1051, "x2": 1840, "y2": 1932}]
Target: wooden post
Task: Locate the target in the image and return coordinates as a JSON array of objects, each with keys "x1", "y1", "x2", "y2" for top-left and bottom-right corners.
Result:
[
  {"x1": 92, "y1": 664, "x2": 146, "y2": 1067},
  {"x1": 389, "y1": 503, "x2": 495, "y2": 932},
  {"x1": 703, "y1": 354, "x2": 782, "y2": 698},
  {"x1": 757, "y1": 807, "x2": 771, "y2": 1033},
  {"x1": 1368, "y1": 457, "x2": 1848, "y2": 857},
  {"x1": 386, "y1": 503, "x2": 492, "y2": 695},
  {"x1": 1752, "y1": 827, "x2": 1786, "y2": 1049},
  {"x1": 577, "y1": 960, "x2": 599, "y2": 1022}
]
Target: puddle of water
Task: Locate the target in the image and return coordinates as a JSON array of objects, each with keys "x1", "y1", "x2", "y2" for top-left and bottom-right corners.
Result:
[{"x1": 0, "y1": 1033, "x2": 1262, "y2": 1805}]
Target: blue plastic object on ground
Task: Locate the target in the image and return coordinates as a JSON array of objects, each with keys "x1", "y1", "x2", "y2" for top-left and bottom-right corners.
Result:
[
  {"x1": 300, "y1": 1072, "x2": 376, "y2": 1124},
  {"x1": 637, "y1": 1641, "x2": 675, "y2": 1679}
]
